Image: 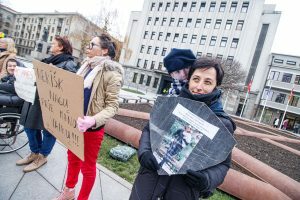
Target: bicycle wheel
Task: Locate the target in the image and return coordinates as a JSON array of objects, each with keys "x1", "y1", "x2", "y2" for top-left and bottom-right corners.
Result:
[{"x1": 0, "y1": 113, "x2": 28, "y2": 154}]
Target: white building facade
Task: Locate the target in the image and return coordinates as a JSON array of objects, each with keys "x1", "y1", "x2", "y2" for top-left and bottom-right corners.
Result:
[
  {"x1": 120, "y1": 0, "x2": 281, "y2": 117},
  {"x1": 254, "y1": 53, "x2": 300, "y2": 131},
  {"x1": 0, "y1": 4, "x2": 17, "y2": 37}
]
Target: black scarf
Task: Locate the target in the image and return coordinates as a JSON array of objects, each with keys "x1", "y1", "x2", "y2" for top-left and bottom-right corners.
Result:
[{"x1": 41, "y1": 53, "x2": 73, "y2": 65}]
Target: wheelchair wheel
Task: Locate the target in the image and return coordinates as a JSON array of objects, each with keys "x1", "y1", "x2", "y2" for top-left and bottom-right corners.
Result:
[{"x1": 0, "y1": 113, "x2": 28, "y2": 154}]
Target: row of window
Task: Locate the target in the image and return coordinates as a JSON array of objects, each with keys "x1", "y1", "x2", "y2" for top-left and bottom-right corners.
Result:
[
  {"x1": 150, "y1": 1, "x2": 249, "y2": 13},
  {"x1": 262, "y1": 89, "x2": 299, "y2": 107},
  {"x1": 269, "y1": 71, "x2": 300, "y2": 85},
  {"x1": 273, "y1": 58, "x2": 299, "y2": 66},
  {"x1": 132, "y1": 73, "x2": 160, "y2": 88},
  {"x1": 146, "y1": 17, "x2": 244, "y2": 30},
  {"x1": 17, "y1": 17, "x2": 68, "y2": 25},
  {"x1": 143, "y1": 32, "x2": 239, "y2": 48}
]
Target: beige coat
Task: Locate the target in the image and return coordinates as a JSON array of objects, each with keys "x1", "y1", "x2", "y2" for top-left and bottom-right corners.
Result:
[{"x1": 80, "y1": 59, "x2": 124, "y2": 128}]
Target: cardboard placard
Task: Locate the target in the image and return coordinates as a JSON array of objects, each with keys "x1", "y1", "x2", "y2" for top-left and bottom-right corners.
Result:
[
  {"x1": 14, "y1": 66, "x2": 36, "y2": 104},
  {"x1": 33, "y1": 60, "x2": 84, "y2": 160}
]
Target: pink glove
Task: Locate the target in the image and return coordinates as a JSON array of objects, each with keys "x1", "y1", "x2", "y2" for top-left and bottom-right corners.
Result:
[{"x1": 77, "y1": 116, "x2": 96, "y2": 133}]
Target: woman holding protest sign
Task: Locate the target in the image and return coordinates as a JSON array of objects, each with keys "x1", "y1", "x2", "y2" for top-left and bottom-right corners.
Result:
[
  {"x1": 16, "y1": 36, "x2": 77, "y2": 172},
  {"x1": 53, "y1": 34, "x2": 123, "y2": 200},
  {"x1": 130, "y1": 57, "x2": 236, "y2": 200}
]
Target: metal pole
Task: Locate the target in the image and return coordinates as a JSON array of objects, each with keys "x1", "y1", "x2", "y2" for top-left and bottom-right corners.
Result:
[
  {"x1": 240, "y1": 91, "x2": 249, "y2": 118},
  {"x1": 259, "y1": 80, "x2": 273, "y2": 123}
]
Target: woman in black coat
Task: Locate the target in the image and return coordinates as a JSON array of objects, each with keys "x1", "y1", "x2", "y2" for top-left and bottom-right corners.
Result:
[
  {"x1": 16, "y1": 36, "x2": 77, "y2": 173},
  {"x1": 130, "y1": 57, "x2": 236, "y2": 200}
]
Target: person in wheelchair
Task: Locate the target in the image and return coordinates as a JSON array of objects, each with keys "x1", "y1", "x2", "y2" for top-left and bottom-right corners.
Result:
[{"x1": 0, "y1": 58, "x2": 24, "y2": 109}]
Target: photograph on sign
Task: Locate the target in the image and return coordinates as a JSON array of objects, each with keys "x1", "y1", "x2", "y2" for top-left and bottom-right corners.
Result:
[{"x1": 33, "y1": 60, "x2": 84, "y2": 160}]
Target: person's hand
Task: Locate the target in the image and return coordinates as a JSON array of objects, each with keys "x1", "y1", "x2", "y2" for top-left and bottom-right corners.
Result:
[
  {"x1": 139, "y1": 151, "x2": 160, "y2": 171},
  {"x1": 77, "y1": 116, "x2": 96, "y2": 133},
  {"x1": 184, "y1": 169, "x2": 209, "y2": 191}
]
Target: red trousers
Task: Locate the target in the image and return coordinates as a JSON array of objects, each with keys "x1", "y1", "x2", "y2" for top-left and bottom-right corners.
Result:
[{"x1": 66, "y1": 128, "x2": 104, "y2": 200}]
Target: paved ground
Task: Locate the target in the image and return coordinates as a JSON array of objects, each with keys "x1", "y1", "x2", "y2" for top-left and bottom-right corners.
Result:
[{"x1": 0, "y1": 140, "x2": 132, "y2": 200}]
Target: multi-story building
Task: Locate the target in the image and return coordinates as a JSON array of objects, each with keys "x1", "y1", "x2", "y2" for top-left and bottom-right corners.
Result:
[
  {"x1": 11, "y1": 12, "x2": 103, "y2": 62},
  {"x1": 254, "y1": 53, "x2": 300, "y2": 131},
  {"x1": 119, "y1": 0, "x2": 281, "y2": 117},
  {"x1": 0, "y1": 4, "x2": 17, "y2": 37}
]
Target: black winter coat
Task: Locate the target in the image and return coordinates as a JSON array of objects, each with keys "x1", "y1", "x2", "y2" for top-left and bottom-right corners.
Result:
[
  {"x1": 0, "y1": 75, "x2": 24, "y2": 107},
  {"x1": 130, "y1": 87, "x2": 236, "y2": 200},
  {"x1": 19, "y1": 54, "x2": 77, "y2": 130}
]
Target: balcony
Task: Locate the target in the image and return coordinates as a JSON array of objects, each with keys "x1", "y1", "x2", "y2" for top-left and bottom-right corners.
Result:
[
  {"x1": 266, "y1": 80, "x2": 300, "y2": 93},
  {"x1": 260, "y1": 100, "x2": 300, "y2": 115}
]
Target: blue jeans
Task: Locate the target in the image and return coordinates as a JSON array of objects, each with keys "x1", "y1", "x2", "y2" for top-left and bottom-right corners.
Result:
[{"x1": 25, "y1": 128, "x2": 56, "y2": 156}]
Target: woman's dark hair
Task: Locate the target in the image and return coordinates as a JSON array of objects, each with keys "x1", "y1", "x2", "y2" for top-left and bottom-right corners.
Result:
[
  {"x1": 97, "y1": 33, "x2": 117, "y2": 59},
  {"x1": 54, "y1": 35, "x2": 73, "y2": 55},
  {"x1": 188, "y1": 57, "x2": 224, "y2": 86},
  {"x1": 6, "y1": 58, "x2": 17, "y2": 68}
]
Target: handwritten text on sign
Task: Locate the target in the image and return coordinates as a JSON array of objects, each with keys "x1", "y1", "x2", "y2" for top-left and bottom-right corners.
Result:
[{"x1": 33, "y1": 60, "x2": 84, "y2": 160}]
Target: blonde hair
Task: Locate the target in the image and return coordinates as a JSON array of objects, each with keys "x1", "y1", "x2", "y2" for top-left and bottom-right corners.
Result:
[{"x1": 0, "y1": 38, "x2": 17, "y2": 54}]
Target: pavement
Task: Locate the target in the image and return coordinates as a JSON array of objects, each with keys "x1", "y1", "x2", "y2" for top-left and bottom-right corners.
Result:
[{"x1": 0, "y1": 140, "x2": 133, "y2": 200}]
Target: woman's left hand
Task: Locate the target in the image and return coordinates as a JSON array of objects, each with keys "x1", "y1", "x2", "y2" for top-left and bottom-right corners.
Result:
[{"x1": 77, "y1": 116, "x2": 96, "y2": 133}]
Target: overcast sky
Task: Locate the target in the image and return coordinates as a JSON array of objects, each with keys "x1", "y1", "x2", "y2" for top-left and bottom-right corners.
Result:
[{"x1": 2, "y1": 0, "x2": 300, "y2": 56}]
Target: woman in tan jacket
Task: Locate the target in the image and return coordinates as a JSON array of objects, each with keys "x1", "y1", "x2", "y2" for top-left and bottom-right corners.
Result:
[
  {"x1": 0, "y1": 38, "x2": 17, "y2": 78},
  {"x1": 53, "y1": 33, "x2": 123, "y2": 200}
]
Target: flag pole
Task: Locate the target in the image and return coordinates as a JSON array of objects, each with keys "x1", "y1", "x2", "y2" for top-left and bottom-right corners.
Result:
[
  {"x1": 259, "y1": 79, "x2": 273, "y2": 123},
  {"x1": 278, "y1": 85, "x2": 294, "y2": 130},
  {"x1": 240, "y1": 76, "x2": 253, "y2": 118}
]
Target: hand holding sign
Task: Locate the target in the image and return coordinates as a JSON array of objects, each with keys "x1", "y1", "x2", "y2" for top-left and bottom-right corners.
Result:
[{"x1": 77, "y1": 116, "x2": 96, "y2": 132}]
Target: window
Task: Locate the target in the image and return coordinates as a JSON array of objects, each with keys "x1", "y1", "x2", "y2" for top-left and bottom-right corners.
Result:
[
  {"x1": 158, "y1": 62, "x2": 163, "y2": 70},
  {"x1": 206, "y1": 53, "x2": 212, "y2": 57},
  {"x1": 230, "y1": 2, "x2": 238, "y2": 12},
  {"x1": 241, "y1": 2, "x2": 249, "y2": 13},
  {"x1": 139, "y1": 74, "x2": 145, "y2": 84},
  {"x1": 282, "y1": 73, "x2": 292, "y2": 83},
  {"x1": 200, "y1": 35, "x2": 207, "y2": 45},
  {"x1": 289, "y1": 96, "x2": 299, "y2": 106},
  {"x1": 196, "y1": 52, "x2": 202, "y2": 58},
  {"x1": 158, "y1": 2, "x2": 163, "y2": 11},
  {"x1": 158, "y1": 32, "x2": 163, "y2": 40},
  {"x1": 150, "y1": 61, "x2": 155, "y2": 70},
  {"x1": 154, "y1": 47, "x2": 159, "y2": 55},
  {"x1": 274, "y1": 59, "x2": 283, "y2": 64},
  {"x1": 165, "y1": 2, "x2": 171, "y2": 11},
  {"x1": 287, "y1": 60, "x2": 296, "y2": 65},
  {"x1": 147, "y1": 17, "x2": 152, "y2": 25},
  {"x1": 143, "y1": 31, "x2": 149, "y2": 39},
  {"x1": 220, "y1": 37, "x2": 228, "y2": 47},
  {"x1": 204, "y1": 19, "x2": 211, "y2": 29},
  {"x1": 186, "y1": 18, "x2": 192, "y2": 27},
  {"x1": 154, "y1": 17, "x2": 159, "y2": 26},
  {"x1": 236, "y1": 20, "x2": 244, "y2": 30},
  {"x1": 275, "y1": 93, "x2": 286, "y2": 104},
  {"x1": 137, "y1": 59, "x2": 141, "y2": 67},
  {"x1": 214, "y1": 19, "x2": 222, "y2": 29},
  {"x1": 210, "y1": 36, "x2": 217, "y2": 46},
  {"x1": 216, "y1": 54, "x2": 223, "y2": 60},
  {"x1": 153, "y1": 77, "x2": 159, "y2": 88},
  {"x1": 190, "y1": 2, "x2": 197, "y2": 11},
  {"x1": 231, "y1": 38, "x2": 239, "y2": 48},
  {"x1": 150, "y1": 3, "x2": 155, "y2": 11},
  {"x1": 191, "y1": 35, "x2": 197, "y2": 44},
  {"x1": 219, "y1": 2, "x2": 226, "y2": 12},
  {"x1": 132, "y1": 73, "x2": 138, "y2": 83},
  {"x1": 146, "y1": 76, "x2": 152, "y2": 86},
  {"x1": 177, "y1": 18, "x2": 183, "y2": 27},
  {"x1": 161, "y1": 18, "x2": 167, "y2": 26},
  {"x1": 200, "y1": 2, "x2": 206, "y2": 12},
  {"x1": 151, "y1": 32, "x2": 156, "y2": 40},
  {"x1": 173, "y1": 33, "x2": 179, "y2": 42},
  {"x1": 169, "y1": 18, "x2": 175, "y2": 26},
  {"x1": 182, "y1": 2, "x2": 188, "y2": 11},
  {"x1": 262, "y1": 89, "x2": 273, "y2": 101},
  {"x1": 165, "y1": 33, "x2": 171, "y2": 41},
  {"x1": 269, "y1": 71, "x2": 280, "y2": 80},
  {"x1": 195, "y1": 19, "x2": 201, "y2": 28},
  {"x1": 140, "y1": 45, "x2": 145, "y2": 53},
  {"x1": 147, "y1": 46, "x2": 152, "y2": 54},
  {"x1": 143, "y1": 60, "x2": 148, "y2": 69},
  {"x1": 173, "y1": 2, "x2": 179, "y2": 11},
  {"x1": 162, "y1": 48, "x2": 167, "y2": 56},
  {"x1": 225, "y1": 20, "x2": 233, "y2": 30},
  {"x1": 294, "y1": 75, "x2": 300, "y2": 85},
  {"x1": 226, "y1": 56, "x2": 234, "y2": 65},
  {"x1": 182, "y1": 34, "x2": 188, "y2": 43},
  {"x1": 209, "y1": 2, "x2": 216, "y2": 12}
]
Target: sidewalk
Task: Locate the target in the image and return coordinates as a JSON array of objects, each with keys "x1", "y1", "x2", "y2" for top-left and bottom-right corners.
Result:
[{"x1": 0, "y1": 141, "x2": 132, "y2": 200}]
